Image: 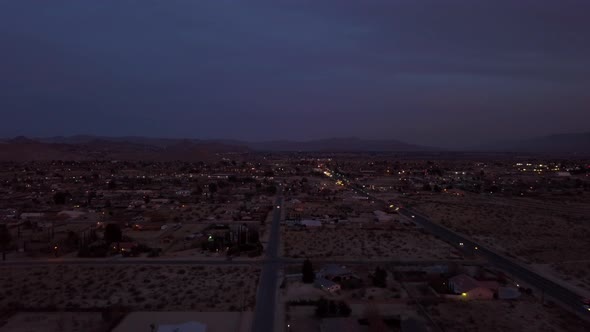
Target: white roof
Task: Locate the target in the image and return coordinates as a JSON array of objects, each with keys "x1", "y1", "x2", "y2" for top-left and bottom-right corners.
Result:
[
  {"x1": 498, "y1": 287, "x2": 521, "y2": 299},
  {"x1": 157, "y1": 321, "x2": 206, "y2": 332},
  {"x1": 301, "y1": 219, "x2": 322, "y2": 227}
]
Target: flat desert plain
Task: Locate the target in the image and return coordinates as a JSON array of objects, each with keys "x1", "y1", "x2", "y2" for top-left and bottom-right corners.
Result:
[
  {"x1": 282, "y1": 224, "x2": 459, "y2": 260},
  {"x1": 0, "y1": 265, "x2": 259, "y2": 311},
  {"x1": 428, "y1": 299, "x2": 590, "y2": 332},
  {"x1": 405, "y1": 194, "x2": 590, "y2": 264}
]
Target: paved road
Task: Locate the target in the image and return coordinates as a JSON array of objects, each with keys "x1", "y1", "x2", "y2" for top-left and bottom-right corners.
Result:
[
  {"x1": 251, "y1": 194, "x2": 283, "y2": 332},
  {"x1": 328, "y1": 169, "x2": 590, "y2": 316},
  {"x1": 403, "y1": 209, "x2": 589, "y2": 315}
]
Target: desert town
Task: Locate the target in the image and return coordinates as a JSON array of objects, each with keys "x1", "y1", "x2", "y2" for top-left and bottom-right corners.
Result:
[{"x1": 0, "y1": 152, "x2": 589, "y2": 332}]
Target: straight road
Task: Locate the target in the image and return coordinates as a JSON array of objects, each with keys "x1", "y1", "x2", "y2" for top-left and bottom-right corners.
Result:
[
  {"x1": 327, "y1": 169, "x2": 589, "y2": 316},
  {"x1": 404, "y1": 209, "x2": 589, "y2": 315},
  {"x1": 251, "y1": 194, "x2": 283, "y2": 332}
]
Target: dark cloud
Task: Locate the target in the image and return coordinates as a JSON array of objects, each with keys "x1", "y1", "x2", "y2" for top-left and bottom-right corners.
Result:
[{"x1": 1, "y1": 0, "x2": 589, "y2": 147}]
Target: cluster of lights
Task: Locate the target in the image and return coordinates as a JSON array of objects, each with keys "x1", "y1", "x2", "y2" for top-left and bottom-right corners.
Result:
[{"x1": 516, "y1": 162, "x2": 561, "y2": 173}]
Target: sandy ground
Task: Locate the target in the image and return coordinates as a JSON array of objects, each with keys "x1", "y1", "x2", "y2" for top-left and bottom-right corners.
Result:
[
  {"x1": 550, "y1": 261, "x2": 590, "y2": 293},
  {"x1": 282, "y1": 225, "x2": 458, "y2": 260},
  {"x1": 287, "y1": 306, "x2": 320, "y2": 332},
  {"x1": 112, "y1": 311, "x2": 252, "y2": 332},
  {"x1": 0, "y1": 265, "x2": 259, "y2": 311},
  {"x1": 530, "y1": 262, "x2": 590, "y2": 297},
  {"x1": 0, "y1": 312, "x2": 109, "y2": 332},
  {"x1": 406, "y1": 194, "x2": 590, "y2": 265},
  {"x1": 427, "y1": 299, "x2": 590, "y2": 332},
  {"x1": 404, "y1": 193, "x2": 590, "y2": 299}
]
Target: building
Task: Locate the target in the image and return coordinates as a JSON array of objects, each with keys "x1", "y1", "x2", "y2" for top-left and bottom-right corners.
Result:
[
  {"x1": 157, "y1": 322, "x2": 206, "y2": 332},
  {"x1": 19, "y1": 212, "x2": 44, "y2": 219},
  {"x1": 300, "y1": 219, "x2": 322, "y2": 227},
  {"x1": 498, "y1": 287, "x2": 521, "y2": 299},
  {"x1": 448, "y1": 274, "x2": 494, "y2": 300},
  {"x1": 317, "y1": 264, "x2": 357, "y2": 282},
  {"x1": 320, "y1": 318, "x2": 366, "y2": 332},
  {"x1": 315, "y1": 277, "x2": 341, "y2": 293}
]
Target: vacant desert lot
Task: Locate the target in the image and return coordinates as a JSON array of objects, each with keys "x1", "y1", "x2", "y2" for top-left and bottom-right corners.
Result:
[
  {"x1": 112, "y1": 311, "x2": 252, "y2": 332},
  {"x1": 428, "y1": 299, "x2": 590, "y2": 332},
  {"x1": 0, "y1": 265, "x2": 259, "y2": 311},
  {"x1": 0, "y1": 312, "x2": 109, "y2": 332},
  {"x1": 550, "y1": 261, "x2": 590, "y2": 293},
  {"x1": 406, "y1": 194, "x2": 590, "y2": 264},
  {"x1": 282, "y1": 225, "x2": 458, "y2": 260}
]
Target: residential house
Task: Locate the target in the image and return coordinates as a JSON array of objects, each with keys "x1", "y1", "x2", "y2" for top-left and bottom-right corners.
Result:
[
  {"x1": 448, "y1": 274, "x2": 494, "y2": 300},
  {"x1": 317, "y1": 264, "x2": 357, "y2": 282},
  {"x1": 315, "y1": 277, "x2": 341, "y2": 293},
  {"x1": 498, "y1": 287, "x2": 521, "y2": 299},
  {"x1": 157, "y1": 322, "x2": 206, "y2": 332},
  {"x1": 300, "y1": 219, "x2": 322, "y2": 227}
]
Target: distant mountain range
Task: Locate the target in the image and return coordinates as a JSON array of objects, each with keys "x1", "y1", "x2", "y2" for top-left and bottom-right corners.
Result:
[
  {"x1": 39, "y1": 136, "x2": 436, "y2": 153},
  {"x1": 38, "y1": 136, "x2": 438, "y2": 152},
  {"x1": 474, "y1": 132, "x2": 590, "y2": 154},
  {"x1": 242, "y1": 137, "x2": 437, "y2": 152},
  {"x1": 0, "y1": 136, "x2": 435, "y2": 161},
  {"x1": 0, "y1": 136, "x2": 248, "y2": 162},
  {"x1": 0, "y1": 132, "x2": 588, "y2": 161}
]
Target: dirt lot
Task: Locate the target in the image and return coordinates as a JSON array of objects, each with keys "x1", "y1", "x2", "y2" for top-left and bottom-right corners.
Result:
[
  {"x1": 406, "y1": 194, "x2": 590, "y2": 264},
  {"x1": 0, "y1": 265, "x2": 259, "y2": 311},
  {"x1": 428, "y1": 299, "x2": 590, "y2": 332},
  {"x1": 282, "y1": 225, "x2": 459, "y2": 260},
  {"x1": 549, "y1": 261, "x2": 590, "y2": 293},
  {"x1": 112, "y1": 311, "x2": 252, "y2": 332},
  {"x1": 0, "y1": 312, "x2": 109, "y2": 332}
]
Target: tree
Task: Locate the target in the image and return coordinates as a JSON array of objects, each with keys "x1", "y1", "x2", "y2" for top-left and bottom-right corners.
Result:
[
  {"x1": 328, "y1": 300, "x2": 337, "y2": 316},
  {"x1": 366, "y1": 306, "x2": 388, "y2": 332},
  {"x1": 373, "y1": 267, "x2": 387, "y2": 288},
  {"x1": 0, "y1": 225, "x2": 11, "y2": 261},
  {"x1": 104, "y1": 224, "x2": 122, "y2": 244},
  {"x1": 302, "y1": 259, "x2": 315, "y2": 283},
  {"x1": 263, "y1": 185, "x2": 277, "y2": 196},
  {"x1": 107, "y1": 180, "x2": 117, "y2": 190},
  {"x1": 192, "y1": 186, "x2": 203, "y2": 196},
  {"x1": 64, "y1": 231, "x2": 80, "y2": 249},
  {"x1": 338, "y1": 301, "x2": 352, "y2": 317},
  {"x1": 53, "y1": 192, "x2": 68, "y2": 205},
  {"x1": 315, "y1": 298, "x2": 329, "y2": 317},
  {"x1": 209, "y1": 183, "x2": 218, "y2": 195}
]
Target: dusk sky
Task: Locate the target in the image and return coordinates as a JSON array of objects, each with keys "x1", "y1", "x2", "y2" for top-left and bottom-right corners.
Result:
[{"x1": 1, "y1": 0, "x2": 589, "y2": 148}]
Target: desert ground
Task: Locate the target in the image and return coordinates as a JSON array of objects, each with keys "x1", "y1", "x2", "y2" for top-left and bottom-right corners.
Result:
[
  {"x1": 0, "y1": 312, "x2": 109, "y2": 332},
  {"x1": 282, "y1": 224, "x2": 459, "y2": 260},
  {"x1": 404, "y1": 193, "x2": 590, "y2": 264},
  {"x1": 546, "y1": 261, "x2": 590, "y2": 294},
  {"x1": 0, "y1": 265, "x2": 259, "y2": 312},
  {"x1": 112, "y1": 311, "x2": 252, "y2": 332},
  {"x1": 427, "y1": 299, "x2": 590, "y2": 332}
]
